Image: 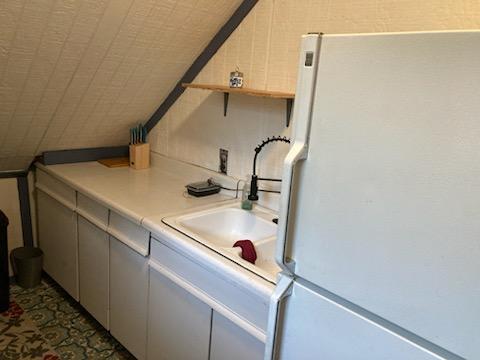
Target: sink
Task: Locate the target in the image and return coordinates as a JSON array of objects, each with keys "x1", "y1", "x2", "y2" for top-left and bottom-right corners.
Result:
[
  {"x1": 176, "y1": 207, "x2": 276, "y2": 247},
  {"x1": 163, "y1": 201, "x2": 280, "y2": 282}
]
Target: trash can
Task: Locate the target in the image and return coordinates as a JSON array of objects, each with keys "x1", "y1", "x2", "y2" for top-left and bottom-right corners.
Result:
[
  {"x1": 11, "y1": 247, "x2": 43, "y2": 289},
  {"x1": 0, "y1": 210, "x2": 9, "y2": 312}
]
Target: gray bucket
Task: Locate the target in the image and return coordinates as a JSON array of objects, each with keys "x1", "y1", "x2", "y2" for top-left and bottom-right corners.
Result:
[{"x1": 11, "y1": 247, "x2": 43, "y2": 288}]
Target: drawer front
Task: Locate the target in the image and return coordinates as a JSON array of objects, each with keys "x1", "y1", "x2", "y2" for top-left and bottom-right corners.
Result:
[
  {"x1": 150, "y1": 238, "x2": 269, "y2": 341},
  {"x1": 36, "y1": 168, "x2": 76, "y2": 209},
  {"x1": 77, "y1": 192, "x2": 109, "y2": 230},
  {"x1": 108, "y1": 211, "x2": 149, "y2": 256}
]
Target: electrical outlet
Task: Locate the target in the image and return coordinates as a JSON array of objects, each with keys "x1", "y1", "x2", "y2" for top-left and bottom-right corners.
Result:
[{"x1": 219, "y1": 148, "x2": 228, "y2": 174}]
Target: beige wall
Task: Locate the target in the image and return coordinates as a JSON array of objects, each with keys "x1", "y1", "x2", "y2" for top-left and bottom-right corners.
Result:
[
  {"x1": 149, "y1": 0, "x2": 480, "y2": 208},
  {"x1": 0, "y1": 178, "x2": 24, "y2": 275},
  {"x1": 0, "y1": 0, "x2": 241, "y2": 171}
]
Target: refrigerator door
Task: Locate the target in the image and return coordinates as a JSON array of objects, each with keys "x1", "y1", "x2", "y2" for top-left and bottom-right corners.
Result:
[
  {"x1": 267, "y1": 275, "x2": 456, "y2": 360},
  {"x1": 279, "y1": 31, "x2": 480, "y2": 359}
]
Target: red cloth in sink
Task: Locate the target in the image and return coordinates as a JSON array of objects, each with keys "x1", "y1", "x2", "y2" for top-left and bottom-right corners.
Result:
[{"x1": 233, "y1": 240, "x2": 257, "y2": 265}]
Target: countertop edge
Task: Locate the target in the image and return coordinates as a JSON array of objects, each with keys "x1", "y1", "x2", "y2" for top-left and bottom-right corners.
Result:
[{"x1": 143, "y1": 218, "x2": 275, "y2": 301}]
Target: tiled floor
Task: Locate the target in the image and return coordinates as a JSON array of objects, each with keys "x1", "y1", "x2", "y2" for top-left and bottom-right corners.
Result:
[{"x1": 1, "y1": 276, "x2": 135, "y2": 359}]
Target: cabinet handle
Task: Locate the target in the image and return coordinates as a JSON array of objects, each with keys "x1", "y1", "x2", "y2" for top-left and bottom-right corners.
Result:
[
  {"x1": 108, "y1": 227, "x2": 148, "y2": 256},
  {"x1": 76, "y1": 208, "x2": 108, "y2": 231},
  {"x1": 148, "y1": 259, "x2": 267, "y2": 343},
  {"x1": 36, "y1": 183, "x2": 76, "y2": 211}
]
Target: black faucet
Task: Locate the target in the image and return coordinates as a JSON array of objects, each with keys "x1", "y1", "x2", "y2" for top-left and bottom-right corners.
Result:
[{"x1": 248, "y1": 136, "x2": 291, "y2": 201}]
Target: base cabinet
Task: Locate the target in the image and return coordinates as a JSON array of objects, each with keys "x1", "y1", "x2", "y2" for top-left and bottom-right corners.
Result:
[
  {"x1": 37, "y1": 190, "x2": 78, "y2": 300},
  {"x1": 147, "y1": 267, "x2": 212, "y2": 360},
  {"x1": 210, "y1": 311, "x2": 265, "y2": 360},
  {"x1": 78, "y1": 216, "x2": 109, "y2": 328},
  {"x1": 110, "y1": 237, "x2": 148, "y2": 360},
  {"x1": 147, "y1": 238, "x2": 269, "y2": 360}
]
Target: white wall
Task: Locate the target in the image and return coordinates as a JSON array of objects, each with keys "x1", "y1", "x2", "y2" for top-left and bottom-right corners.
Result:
[
  {"x1": 0, "y1": 178, "x2": 24, "y2": 275},
  {"x1": 149, "y1": 0, "x2": 480, "y2": 209}
]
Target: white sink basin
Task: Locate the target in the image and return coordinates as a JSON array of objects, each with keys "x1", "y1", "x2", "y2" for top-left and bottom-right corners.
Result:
[
  {"x1": 176, "y1": 207, "x2": 276, "y2": 247},
  {"x1": 163, "y1": 201, "x2": 280, "y2": 282}
]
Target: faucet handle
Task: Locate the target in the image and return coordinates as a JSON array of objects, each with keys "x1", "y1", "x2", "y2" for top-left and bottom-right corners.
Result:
[{"x1": 248, "y1": 175, "x2": 259, "y2": 201}]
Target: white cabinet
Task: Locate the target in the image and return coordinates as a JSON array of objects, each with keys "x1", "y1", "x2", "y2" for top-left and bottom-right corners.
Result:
[
  {"x1": 210, "y1": 311, "x2": 265, "y2": 360},
  {"x1": 147, "y1": 265, "x2": 212, "y2": 360},
  {"x1": 37, "y1": 190, "x2": 78, "y2": 300},
  {"x1": 78, "y1": 216, "x2": 109, "y2": 328},
  {"x1": 109, "y1": 236, "x2": 148, "y2": 360},
  {"x1": 148, "y1": 237, "x2": 270, "y2": 360}
]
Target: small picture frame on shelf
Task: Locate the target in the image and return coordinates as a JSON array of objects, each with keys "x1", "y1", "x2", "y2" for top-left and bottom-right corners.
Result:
[{"x1": 229, "y1": 68, "x2": 243, "y2": 88}]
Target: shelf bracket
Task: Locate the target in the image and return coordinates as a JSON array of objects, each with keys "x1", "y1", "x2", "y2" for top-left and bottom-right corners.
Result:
[
  {"x1": 223, "y1": 92, "x2": 229, "y2": 116},
  {"x1": 286, "y1": 99, "x2": 293, "y2": 127}
]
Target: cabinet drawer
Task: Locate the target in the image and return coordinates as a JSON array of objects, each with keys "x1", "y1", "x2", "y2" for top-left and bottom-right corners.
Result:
[
  {"x1": 150, "y1": 238, "x2": 269, "y2": 343},
  {"x1": 36, "y1": 168, "x2": 76, "y2": 209},
  {"x1": 108, "y1": 211, "x2": 149, "y2": 256},
  {"x1": 77, "y1": 192, "x2": 109, "y2": 230}
]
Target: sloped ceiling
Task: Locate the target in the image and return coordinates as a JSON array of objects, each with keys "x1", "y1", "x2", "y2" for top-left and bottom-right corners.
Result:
[{"x1": 0, "y1": 0, "x2": 242, "y2": 171}]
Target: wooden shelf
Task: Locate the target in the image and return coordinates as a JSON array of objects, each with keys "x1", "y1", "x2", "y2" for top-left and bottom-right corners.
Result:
[{"x1": 182, "y1": 83, "x2": 295, "y2": 126}]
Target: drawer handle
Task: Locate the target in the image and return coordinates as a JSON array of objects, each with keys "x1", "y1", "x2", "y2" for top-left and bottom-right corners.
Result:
[
  {"x1": 76, "y1": 208, "x2": 107, "y2": 231},
  {"x1": 36, "y1": 184, "x2": 76, "y2": 211},
  {"x1": 108, "y1": 227, "x2": 148, "y2": 257}
]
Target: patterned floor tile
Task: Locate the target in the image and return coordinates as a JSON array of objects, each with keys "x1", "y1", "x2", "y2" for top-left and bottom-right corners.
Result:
[
  {"x1": 9, "y1": 277, "x2": 135, "y2": 360},
  {"x1": 0, "y1": 301, "x2": 60, "y2": 360}
]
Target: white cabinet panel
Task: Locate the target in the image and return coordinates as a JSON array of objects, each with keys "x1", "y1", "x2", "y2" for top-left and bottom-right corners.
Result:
[
  {"x1": 77, "y1": 193, "x2": 108, "y2": 230},
  {"x1": 37, "y1": 190, "x2": 78, "y2": 300},
  {"x1": 276, "y1": 280, "x2": 446, "y2": 360},
  {"x1": 150, "y1": 238, "x2": 269, "y2": 335},
  {"x1": 78, "y1": 216, "x2": 109, "y2": 328},
  {"x1": 147, "y1": 265, "x2": 211, "y2": 360},
  {"x1": 109, "y1": 236, "x2": 148, "y2": 360},
  {"x1": 36, "y1": 169, "x2": 76, "y2": 208},
  {"x1": 108, "y1": 211, "x2": 149, "y2": 256},
  {"x1": 210, "y1": 311, "x2": 264, "y2": 360}
]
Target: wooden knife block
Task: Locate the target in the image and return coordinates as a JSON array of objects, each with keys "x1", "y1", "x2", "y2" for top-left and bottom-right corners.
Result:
[{"x1": 129, "y1": 143, "x2": 150, "y2": 170}]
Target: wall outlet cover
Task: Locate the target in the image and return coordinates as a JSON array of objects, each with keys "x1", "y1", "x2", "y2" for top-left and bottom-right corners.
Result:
[{"x1": 219, "y1": 149, "x2": 228, "y2": 174}]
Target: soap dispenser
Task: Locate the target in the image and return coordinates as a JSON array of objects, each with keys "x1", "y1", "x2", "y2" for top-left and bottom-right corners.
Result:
[{"x1": 241, "y1": 179, "x2": 253, "y2": 210}]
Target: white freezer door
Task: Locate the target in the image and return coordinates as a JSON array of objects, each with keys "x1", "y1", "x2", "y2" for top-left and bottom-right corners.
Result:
[
  {"x1": 278, "y1": 31, "x2": 480, "y2": 359},
  {"x1": 269, "y1": 276, "x2": 453, "y2": 360}
]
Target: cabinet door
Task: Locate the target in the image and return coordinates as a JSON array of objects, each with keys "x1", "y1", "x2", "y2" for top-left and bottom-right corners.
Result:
[
  {"x1": 210, "y1": 311, "x2": 265, "y2": 360},
  {"x1": 109, "y1": 237, "x2": 148, "y2": 360},
  {"x1": 147, "y1": 265, "x2": 211, "y2": 360},
  {"x1": 78, "y1": 216, "x2": 109, "y2": 328},
  {"x1": 37, "y1": 190, "x2": 78, "y2": 300}
]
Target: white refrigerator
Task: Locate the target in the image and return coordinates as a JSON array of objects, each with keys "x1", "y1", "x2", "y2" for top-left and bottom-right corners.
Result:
[{"x1": 265, "y1": 31, "x2": 480, "y2": 360}]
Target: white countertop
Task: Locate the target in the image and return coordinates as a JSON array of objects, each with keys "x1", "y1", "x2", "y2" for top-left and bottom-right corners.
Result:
[
  {"x1": 36, "y1": 154, "x2": 234, "y2": 225},
  {"x1": 36, "y1": 153, "x2": 276, "y2": 296}
]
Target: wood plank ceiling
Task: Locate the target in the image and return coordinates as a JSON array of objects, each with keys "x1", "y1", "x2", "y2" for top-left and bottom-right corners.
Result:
[{"x1": 0, "y1": 0, "x2": 242, "y2": 171}]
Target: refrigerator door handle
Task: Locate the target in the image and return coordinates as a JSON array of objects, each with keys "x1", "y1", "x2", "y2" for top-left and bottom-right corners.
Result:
[
  {"x1": 264, "y1": 274, "x2": 294, "y2": 360},
  {"x1": 276, "y1": 34, "x2": 322, "y2": 272},
  {"x1": 276, "y1": 143, "x2": 306, "y2": 272}
]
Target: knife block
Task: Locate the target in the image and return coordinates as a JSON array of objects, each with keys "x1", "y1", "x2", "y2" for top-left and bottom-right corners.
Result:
[{"x1": 129, "y1": 143, "x2": 150, "y2": 170}]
